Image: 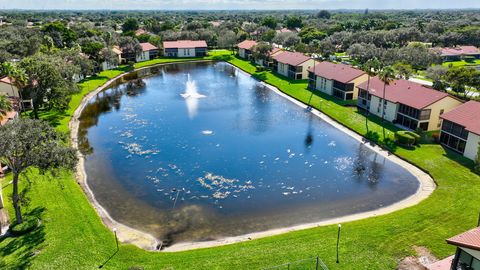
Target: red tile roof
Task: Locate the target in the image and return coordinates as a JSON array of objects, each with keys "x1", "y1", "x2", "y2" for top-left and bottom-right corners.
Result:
[
  {"x1": 163, "y1": 40, "x2": 208, "y2": 49},
  {"x1": 441, "y1": 101, "x2": 480, "y2": 135},
  {"x1": 426, "y1": 255, "x2": 454, "y2": 270},
  {"x1": 112, "y1": 46, "x2": 122, "y2": 55},
  {"x1": 276, "y1": 28, "x2": 295, "y2": 34},
  {"x1": 0, "y1": 76, "x2": 13, "y2": 85},
  {"x1": 270, "y1": 48, "x2": 282, "y2": 56},
  {"x1": 308, "y1": 62, "x2": 366, "y2": 84},
  {"x1": 135, "y1": 29, "x2": 148, "y2": 36},
  {"x1": 272, "y1": 51, "x2": 311, "y2": 66},
  {"x1": 140, "y1": 42, "x2": 158, "y2": 52},
  {"x1": 447, "y1": 227, "x2": 480, "y2": 251},
  {"x1": 237, "y1": 40, "x2": 257, "y2": 50},
  {"x1": 434, "y1": 46, "x2": 480, "y2": 56},
  {"x1": 358, "y1": 77, "x2": 450, "y2": 110}
]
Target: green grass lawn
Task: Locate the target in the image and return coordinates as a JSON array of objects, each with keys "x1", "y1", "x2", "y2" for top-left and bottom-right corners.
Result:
[
  {"x1": 1, "y1": 52, "x2": 480, "y2": 270},
  {"x1": 441, "y1": 59, "x2": 480, "y2": 68}
]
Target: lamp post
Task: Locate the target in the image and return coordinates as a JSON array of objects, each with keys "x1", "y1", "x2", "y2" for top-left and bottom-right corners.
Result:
[
  {"x1": 336, "y1": 224, "x2": 342, "y2": 264},
  {"x1": 113, "y1": 227, "x2": 119, "y2": 251}
]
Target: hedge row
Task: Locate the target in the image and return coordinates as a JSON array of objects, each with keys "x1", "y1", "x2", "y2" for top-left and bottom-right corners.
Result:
[{"x1": 395, "y1": 130, "x2": 421, "y2": 146}]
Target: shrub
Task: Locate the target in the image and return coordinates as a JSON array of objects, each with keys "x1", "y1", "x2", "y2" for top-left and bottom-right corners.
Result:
[
  {"x1": 431, "y1": 132, "x2": 440, "y2": 143},
  {"x1": 256, "y1": 66, "x2": 266, "y2": 72},
  {"x1": 366, "y1": 131, "x2": 380, "y2": 143},
  {"x1": 408, "y1": 131, "x2": 421, "y2": 144},
  {"x1": 395, "y1": 131, "x2": 420, "y2": 146}
]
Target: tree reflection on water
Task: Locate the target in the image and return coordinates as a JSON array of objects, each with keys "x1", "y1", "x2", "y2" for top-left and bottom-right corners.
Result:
[{"x1": 78, "y1": 80, "x2": 146, "y2": 155}]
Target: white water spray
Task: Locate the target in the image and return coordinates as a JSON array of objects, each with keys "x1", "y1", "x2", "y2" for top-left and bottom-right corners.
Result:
[
  {"x1": 181, "y1": 74, "x2": 206, "y2": 99},
  {"x1": 181, "y1": 74, "x2": 206, "y2": 119}
]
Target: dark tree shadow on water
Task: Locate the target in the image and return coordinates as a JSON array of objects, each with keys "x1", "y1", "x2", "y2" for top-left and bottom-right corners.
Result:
[{"x1": 0, "y1": 207, "x2": 46, "y2": 270}]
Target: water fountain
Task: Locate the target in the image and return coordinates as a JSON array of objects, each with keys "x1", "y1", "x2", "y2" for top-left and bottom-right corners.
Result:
[{"x1": 181, "y1": 74, "x2": 206, "y2": 119}]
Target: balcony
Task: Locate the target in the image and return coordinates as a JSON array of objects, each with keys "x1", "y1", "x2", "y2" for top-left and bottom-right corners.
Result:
[{"x1": 332, "y1": 81, "x2": 354, "y2": 92}]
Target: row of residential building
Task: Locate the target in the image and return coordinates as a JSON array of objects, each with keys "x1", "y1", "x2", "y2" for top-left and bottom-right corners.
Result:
[
  {"x1": 2, "y1": 39, "x2": 478, "y2": 162},
  {"x1": 433, "y1": 45, "x2": 480, "y2": 62},
  {"x1": 100, "y1": 40, "x2": 209, "y2": 71},
  {"x1": 236, "y1": 39, "x2": 480, "y2": 161}
]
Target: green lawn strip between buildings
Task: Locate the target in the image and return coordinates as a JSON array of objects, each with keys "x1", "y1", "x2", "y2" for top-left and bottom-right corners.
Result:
[{"x1": 1, "y1": 50, "x2": 479, "y2": 269}]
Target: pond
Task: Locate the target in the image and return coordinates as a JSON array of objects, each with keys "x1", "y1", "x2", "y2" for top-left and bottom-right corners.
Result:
[{"x1": 78, "y1": 61, "x2": 419, "y2": 246}]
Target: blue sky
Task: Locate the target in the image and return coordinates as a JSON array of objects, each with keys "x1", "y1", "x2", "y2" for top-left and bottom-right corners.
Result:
[{"x1": 1, "y1": 0, "x2": 479, "y2": 10}]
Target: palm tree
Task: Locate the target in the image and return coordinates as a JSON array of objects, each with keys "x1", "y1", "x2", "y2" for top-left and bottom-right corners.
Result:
[
  {"x1": 0, "y1": 95, "x2": 12, "y2": 119},
  {"x1": 378, "y1": 66, "x2": 395, "y2": 141},
  {"x1": 1, "y1": 62, "x2": 28, "y2": 110},
  {"x1": 360, "y1": 58, "x2": 381, "y2": 134}
]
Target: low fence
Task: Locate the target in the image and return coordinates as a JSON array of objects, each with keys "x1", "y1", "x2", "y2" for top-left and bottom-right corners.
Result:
[{"x1": 262, "y1": 256, "x2": 329, "y2": 270}]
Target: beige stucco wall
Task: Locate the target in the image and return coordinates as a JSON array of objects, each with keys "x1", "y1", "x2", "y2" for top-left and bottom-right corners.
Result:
[
  {"x1": 314, "y1": 76, "x2": 333, "y2": 95},
  {"x1": 238, "y1": 48, "x2": 246, "y2": 59},
  {"x1": 102, "y1": 61, "x2": 118, "y2": 71},
  {"x1": 255, "y1": 58, "x2": 264, "y2": 66},
  {"x1": 0, "y1": 82, "x2": 19, "y2": 98},
  {"x1": 424, "y1": 96, "x2": 463, "y2": 131},
  {"x1": 349, "y1": 74, "x2": 369, "y2": 100},
  {"x1": 136, "y1": 51, "x2": 150, "y2": 62},
  {"x1": 299, "y1": 59, "x2": 315, "y2": 80},
  {"x1": 464, "y1": 132, "x2": 480, "y2": 160},
  {"x1": 178, "y1": 48, "x2": 196, "y2": 57},
  {"x1": 277, "y1": 62, "x2": 289, "y2": 77},
  {"x1": 369, "y1": 96, "x2": 397, "y2": 122}
]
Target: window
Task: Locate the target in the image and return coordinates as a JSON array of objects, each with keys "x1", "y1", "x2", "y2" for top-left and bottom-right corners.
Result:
[
  {"x1": 398, "y1": 104, "x2": 421, "y2": 119},
  {"x1": 333, "y1": 89, "x2": 345, "y2": 100},
  {"x1": 419, "y1": 109, "x2": 431, "y2": 121},
  {"x1": 419, "y1": 122, "x2": 429, "y2": 131},
  {"x1": 440, "y1": 131, "x2": 467, "y2": 154},
  {"x1": 396, "y1": 114, "x2": 420, "y2": 130},
  {"x1": 440, "y1": 109, "x2": 445, "y2": 115},
  {"x1": 454, "y1": 249, "x2": 480, "y2": 270},
  {"x1": 441, "y1": 120, "x2": 469, "y2": 140}
]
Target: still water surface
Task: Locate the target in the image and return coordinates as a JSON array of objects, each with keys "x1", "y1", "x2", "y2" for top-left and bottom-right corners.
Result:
[{"x1": 78, "y1": 62, "x2": 419, "y2": 245}]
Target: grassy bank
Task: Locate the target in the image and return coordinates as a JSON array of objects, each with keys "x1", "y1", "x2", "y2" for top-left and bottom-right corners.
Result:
[{"x1": 1, "y1": 51, "x2": 479, "y2": 270}]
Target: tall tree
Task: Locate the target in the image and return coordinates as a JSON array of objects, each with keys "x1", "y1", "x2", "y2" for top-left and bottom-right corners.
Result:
[
  {"x1": 378, "y1": 66, "x2": 395, "y2": 141},
  {"x1": 217, "y1": 30, "x2": 237, "y2": 53},
  {"x1": 360, "y1": 58, "x2": 381, "y2": 133},
  {"x1": 392, "y1": 62, "x2": 414, "y2": 79},
  {"x1": 426, "y1": 66, "x2": 449, "y2": 92},
  {"x1": 285, "y1": 16, "x2": 303, "y2": 29},
  {"x1": 119, "y1": 36, "x2": 142, "y2": 63},
  {"x1": 1, "y1": 62, "x2": 28, "y2": 109},
  {"x1": 252, "y1": 42, "x2": 273, "y2": 65},
  {"x1": 261, "y1": 16, "x2": 278, "y2": 29},
  {"x1": 446, "y1": 67, "x2": 478, "y2": 98},
  {"x1": 20, "y1": 54, "x2": 78, "y2": 118},
  {"x1": 122, "y1": 18, "x2": 139, "y2": 33},
  {"x1": 0, "y1": 118, "x2": 77, "y2": 223},
  {"x1": 316, "y1": 10, "x2": 331, "y2": 19}
]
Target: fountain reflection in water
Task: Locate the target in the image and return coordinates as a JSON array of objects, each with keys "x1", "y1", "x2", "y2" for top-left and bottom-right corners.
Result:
[{"x1": 181, "y1": 74, "x2": 206, "y2": 119}]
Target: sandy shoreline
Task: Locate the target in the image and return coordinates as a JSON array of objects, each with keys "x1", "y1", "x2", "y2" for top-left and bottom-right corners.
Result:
[{"x1": 69, "y1": 60, "x2": 436, "y2": 252}]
